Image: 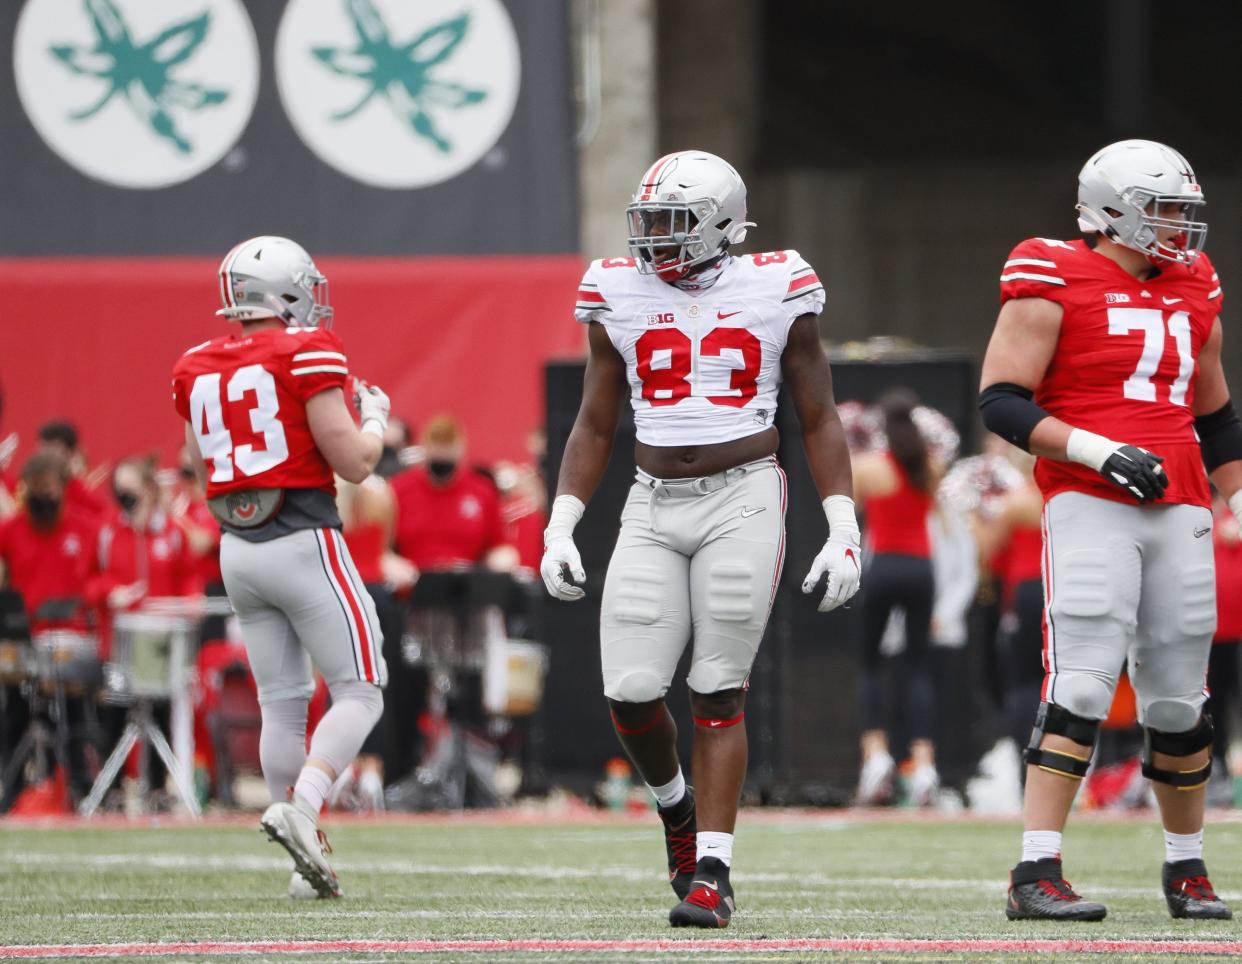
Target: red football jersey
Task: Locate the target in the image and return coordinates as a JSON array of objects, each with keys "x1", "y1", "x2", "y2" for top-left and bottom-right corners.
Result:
[
  {"x1": 999, "y1": 238, "x2": 1223, "y2": 508},
  {"x1": 171, "y1": 327, "x2": 350, "y2": 498}
]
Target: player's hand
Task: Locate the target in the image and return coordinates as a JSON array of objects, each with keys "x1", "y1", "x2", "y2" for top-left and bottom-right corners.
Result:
[
  {"x1": 1099, "y1": 445, "x2": 1167, "y2": 502},
  {"x1": 540, "y1": 534, "x2": 586, "y2": 601},
  {"x1": 802, "y1": 531, "x2": 861, "y2": 612},
  {"x1": 355, "y1": 379, "x2": 390, "y2": 434}
]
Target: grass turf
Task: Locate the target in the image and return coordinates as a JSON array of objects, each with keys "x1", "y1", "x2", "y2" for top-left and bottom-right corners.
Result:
[{"x1": 1, "y1": 810, "x2": 1240, "y2": 961}]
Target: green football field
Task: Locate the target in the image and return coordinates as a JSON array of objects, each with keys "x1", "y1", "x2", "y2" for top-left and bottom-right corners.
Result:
[{"x1": 1, "y1": 810, "x2": 1240, "y2": 962}]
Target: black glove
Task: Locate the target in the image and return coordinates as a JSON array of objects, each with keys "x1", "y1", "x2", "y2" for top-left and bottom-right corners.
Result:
[{"x1": 1099, "y1": 445, "x2": 1168, "y2": 502}]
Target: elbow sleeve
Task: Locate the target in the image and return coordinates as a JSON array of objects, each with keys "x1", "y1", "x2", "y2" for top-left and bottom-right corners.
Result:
[
  {"x1": 1196, "y1": 400, "x2": 1242, "y2": 472},
  {"x1": 978, "y1": 382, "x2": 1050, "y2": 452}
]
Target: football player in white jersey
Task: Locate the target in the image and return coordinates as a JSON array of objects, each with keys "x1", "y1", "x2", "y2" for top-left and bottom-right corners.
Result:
[{"x1": 541, "y1": 151, "x2": 861, "y2": 928}]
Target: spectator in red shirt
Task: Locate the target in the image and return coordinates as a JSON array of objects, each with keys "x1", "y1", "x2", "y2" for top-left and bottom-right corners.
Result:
[
  {"x1": 0, "y1": 451, "x2": 97, "y2": 631},
  {"x1": 168, "y1": 449, "x2": 222, "y2": 591},
  {"x1": 85, "y1": 456, "x2": 202, "y2": 647},
  {"x1": 36, "y1": 421, "x2": 107, "y2": 522},
  {"x1": 392, "y1": 415, "x2": 515, "y2": 571},
  {"x1": 1208, "y1": 494, "x2": 1242, "y2": 805}
]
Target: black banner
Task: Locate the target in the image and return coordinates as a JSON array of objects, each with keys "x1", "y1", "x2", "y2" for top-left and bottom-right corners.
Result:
[{"x1": 0, "y1": 0, "x2": 577, "y2": 255}]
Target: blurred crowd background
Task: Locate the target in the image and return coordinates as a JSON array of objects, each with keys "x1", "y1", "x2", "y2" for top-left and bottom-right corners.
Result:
[{"x1": 3, "y1": 0, "x2": 1242, "y2": 816}]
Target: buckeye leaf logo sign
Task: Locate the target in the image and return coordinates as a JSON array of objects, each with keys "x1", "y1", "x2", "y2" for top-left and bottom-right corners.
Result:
[
  {"x1": 14, "y1": 0, "x2": 259, "y2": 189},
  {"x1": 277, "y1": 0, "x2": 521, "y2": 189}
]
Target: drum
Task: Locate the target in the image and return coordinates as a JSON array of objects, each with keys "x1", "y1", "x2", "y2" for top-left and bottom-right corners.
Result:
[
  {"x1": 483, "y1": 639, "x2": 548, "y2": 717},
  {"x1": 31, "y1": 630, "x2": 103, "y2": 693},
  {"x1": 107, "y1": 613, "x2": 196, "y2": 700},
  {"x1": 0, "y1": 640, "x2": 32, "y2": 685}
]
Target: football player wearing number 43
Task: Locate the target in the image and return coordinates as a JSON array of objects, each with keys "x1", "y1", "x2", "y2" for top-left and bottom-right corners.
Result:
[
  {"x1": 542, "y1": 151, "x2": 860, "y2": 928},
  {"x1": 172, "y1": 237, "x2": 391, "y2": 900},
  {"x1": 979, "y1": 140, "x2": 1241, "y2": 922}
]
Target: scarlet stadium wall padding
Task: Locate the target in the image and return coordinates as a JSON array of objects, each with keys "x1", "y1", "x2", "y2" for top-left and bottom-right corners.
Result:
[{"x1": 0, "y1": 257, "x2": 586, "y2": 469}]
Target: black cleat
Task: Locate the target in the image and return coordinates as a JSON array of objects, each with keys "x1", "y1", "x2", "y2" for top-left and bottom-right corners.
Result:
[
  {"x1": 1163, "y1": 858, "x2": 1233, "y2": 920},
  {"x1": 669, "y1": 856, "x2": 734, "y2": 928},
  {"x1": 657, "y1": 786, "x2": 697, "y2": 899},
  {"x1": 1006, "y1": 858, "x2": 1107, "y2": 921}
]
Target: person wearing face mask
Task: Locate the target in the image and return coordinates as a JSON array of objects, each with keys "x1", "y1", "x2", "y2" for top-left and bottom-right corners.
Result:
[
  {"x1": 391, "y1": 415, "x2": 514, "y2": 572},
  {"x1": 0, "y1": 452, "x2": 98, "y2": 633},
  {"x1": 84, "y1": 456, "x2": 202, "y2": 648}
]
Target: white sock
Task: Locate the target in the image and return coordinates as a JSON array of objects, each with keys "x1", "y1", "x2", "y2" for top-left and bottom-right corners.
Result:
[
  {"x1": 697, "y1": 831, "x2": 733, "y2": 867},
  {"x1": 1021, "y1": 830, "x2": 1063, "y2": 864},
  {"x1": 648, "y1": 770, "x2": 686, "y2": 809},
  {"x1": 293, "y1": 766, "x2": 334, "y2": 819},
  {"x1": 1164, "y1": 829, "x2": 1203, "y2": 863}
]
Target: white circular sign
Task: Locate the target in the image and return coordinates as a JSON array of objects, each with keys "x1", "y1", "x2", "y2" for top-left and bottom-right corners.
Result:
[
  {"x1": 13, "y1": 0, "x2": 260, "y2": 190},
  {"x1": 276, "y1": 0, "x2": 521, "y2": 190}
]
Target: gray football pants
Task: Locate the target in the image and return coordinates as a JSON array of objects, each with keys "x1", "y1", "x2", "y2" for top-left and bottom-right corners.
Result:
[
  {"x1": 221, "y1": 527, "x2": 387, "y2": 704},
  {"x1": 600, "y1": 457, "x2": 786, "y2": 702},
  {"x1": 1042, "y1": 491, "x2": 1214, "y2": 733}
]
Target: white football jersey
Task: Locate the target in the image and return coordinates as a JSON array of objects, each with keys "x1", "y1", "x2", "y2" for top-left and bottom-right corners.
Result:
[{"x1": 574, "y1": 251, "x2": 825, "y2": 446}]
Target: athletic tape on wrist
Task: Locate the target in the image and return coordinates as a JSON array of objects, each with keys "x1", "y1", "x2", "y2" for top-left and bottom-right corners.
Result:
[
  {"x1": 1065, "y1": 428, "x2": 1118, "y2": 473},
  {"x1": 822, "y1": 494, "x2": 859, "y2": 538},
  {"x1": 544, "y1": 494, "x2": 585, "y2": 541}
]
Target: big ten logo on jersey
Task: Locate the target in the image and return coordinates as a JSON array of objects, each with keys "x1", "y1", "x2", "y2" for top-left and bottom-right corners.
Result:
[
  {"x1": 646, "y1": 311, "x2": 676, "y2": 326},
  {"x1": 1106, "y1": 292, "x2": 1132, "y2": 304}
]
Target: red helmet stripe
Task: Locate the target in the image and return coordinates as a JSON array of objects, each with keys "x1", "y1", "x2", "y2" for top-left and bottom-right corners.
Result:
[{"x1": 218, "y1": 238, "x2": 256, "y2": 309}]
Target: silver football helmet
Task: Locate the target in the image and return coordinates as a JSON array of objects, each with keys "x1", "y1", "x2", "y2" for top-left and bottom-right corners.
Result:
[
  {"x1": 216, "y1": 236, "x2": 333, "y2": 327},
  {"x1": 1076, "y1": 139, "x2": 1207, "y2": 264},
  {"x1": 626, "y1": 150, "x2": 755, "y2": 282}
]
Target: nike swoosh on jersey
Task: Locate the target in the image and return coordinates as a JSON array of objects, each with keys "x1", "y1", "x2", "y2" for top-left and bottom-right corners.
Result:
[
  {"x1": 717, "y1": 310, "x2": 742, "y2": 320},
  {"x1": 740, "y1": 506, "x2": 765, "y2": 517},
  {"x1": 1163, "y1": 297, "x2": 1183, "y2": 305},
  {"x1": 1195, "y1": 526, "x2": 1211, "y2": 538}
]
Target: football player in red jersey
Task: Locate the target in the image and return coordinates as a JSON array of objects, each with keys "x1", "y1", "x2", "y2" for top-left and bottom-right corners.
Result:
[
  {"x1": 979, "y1": 141, "x2": 1241, "y2": 921},
  {"x1": 172, "y1": 237, "x2": 391, "y2": 899},
  {"x1": 541, "y1": 151, "x2": 861, "y2": 928}
]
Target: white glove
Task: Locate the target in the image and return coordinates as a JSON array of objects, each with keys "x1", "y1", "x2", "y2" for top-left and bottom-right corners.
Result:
[
  {"x1": 355, "y1": 379, "x2": 390, "y2": 437},
  {"x1": 540, "y1": 495, "x2": 587, "y2": 601},
  {"x1": 802, "y1": 495, "x2": 862, "y2": 612},
  {"x1": 1229, "y1": 491, "x2": 1242, "y2": 532}
]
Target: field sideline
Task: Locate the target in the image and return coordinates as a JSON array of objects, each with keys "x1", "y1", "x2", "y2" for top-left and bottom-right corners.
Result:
[{"x1": 2, "y1": 809, "x2": 1241, "y2": 962}]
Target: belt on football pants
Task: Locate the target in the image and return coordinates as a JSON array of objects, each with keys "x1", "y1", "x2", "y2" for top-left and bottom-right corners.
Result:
[{"x1": 635, "y1": 456, "x2": 774, "y2": 499}]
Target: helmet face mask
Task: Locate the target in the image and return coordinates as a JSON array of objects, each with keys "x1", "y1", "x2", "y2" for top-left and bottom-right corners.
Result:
[
  {"x1": 625, "y1": 151, "x2": 754, "y2": 283},
  {"x1": 217, "y1": 236, "x2": 334, "y2": 328},
  {"x1": 1075, "y1": 139, "x2": 1207, "y2": 265}
]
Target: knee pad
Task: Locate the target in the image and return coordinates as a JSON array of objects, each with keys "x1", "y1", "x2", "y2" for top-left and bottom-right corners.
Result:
[
  {"x1": 1143, "y1": 714, "x2": 1213, "y2": 790},
  {"x1": 606, "y1": 670, "x2": 667, "y2": 704},
  {"x1": 690, "y1": 687, "x2": 745, "y2": 729},
  {"x1": 1050, "y1": 672, "x2": 1115, "y2": 721},
  {"x1": 1143, "y1": 698, "x2": 1203, "y2": 735},
  {"x1": 328, "y1": 679, "x2": 384, "y2": 728},
  {"x1": 1023, "y1": 701, "x2": 1100, "y2": 780}
]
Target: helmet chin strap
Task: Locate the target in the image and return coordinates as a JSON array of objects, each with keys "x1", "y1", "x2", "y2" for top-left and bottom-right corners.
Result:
[{"x1": 672, "y1": 251, "x2": 730, "y2": 291}]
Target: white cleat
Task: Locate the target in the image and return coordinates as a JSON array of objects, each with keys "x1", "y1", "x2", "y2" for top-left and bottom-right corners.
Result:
[
  {"x1": 288, "y1": 870, "x2": 319, "y2": 900},
  {"x1": 907, "y1": 764, "x2": 940, "y2": 808},
  {"x1": 856, "y1": 751, "x2": 896, "y2": 806},
  {"x1": 260, "y1": 802, "x2": 342, "y2": 899}
]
